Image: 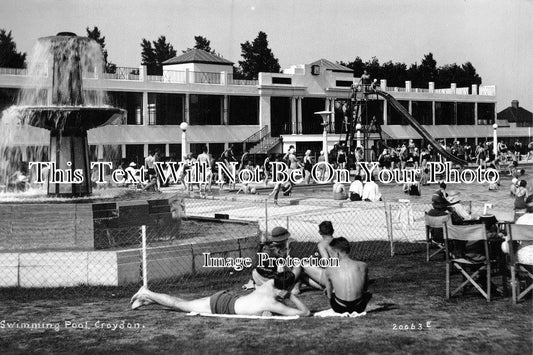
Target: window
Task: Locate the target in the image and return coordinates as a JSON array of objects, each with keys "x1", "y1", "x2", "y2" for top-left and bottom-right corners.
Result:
[
  {"x1": 228, "y1": 96, "x2": 259, "y2": 125},
  {"x1": 411, "y1": 101, "x2": 432, "y2": 125},
  {"x1": 435, "y1": 102, "x2": 456, "y2": 125},
  {"x1": 272, "y1": 77, "x2": 292, "y2": 85},
  {"x1": 478, "y1": 103, "x2": 495, "y2": 125},
  {"x1": 147, "y1": 93, "x2": 184, "y2": 125},
  {"x1": 107, "y1": 91, "x2": 143, "y2": 125},
  {"x1": 387, "y1": 100, "x2": 409, "y2": 125},
  {"x1": 190, "y1": 95, "x2": 223, "y2": 125},
  {"x1": 456, "y1": 103, "x2": 475, "y2": 125}
]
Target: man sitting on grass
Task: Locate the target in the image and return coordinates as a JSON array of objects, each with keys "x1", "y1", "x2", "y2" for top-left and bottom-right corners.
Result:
[
  {"x1": 292, "y1": 221, "x2": 335, "y2": 294},
  {"x1": 131, "y1": 270, "x2": 310, "y2": 317},
  {"x1": 325, "y1": 237, "x2": 372, "y2": 314}
]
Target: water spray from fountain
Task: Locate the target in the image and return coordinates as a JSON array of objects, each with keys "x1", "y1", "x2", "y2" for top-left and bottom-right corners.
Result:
[{"x1": 0, "y1": 32, "x2": 124, "y2": 197}]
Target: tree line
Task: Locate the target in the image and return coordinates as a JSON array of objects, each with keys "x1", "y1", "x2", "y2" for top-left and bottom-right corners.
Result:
[{"x1": 0, "y1": 27, "x2": 481, "y2": 87}]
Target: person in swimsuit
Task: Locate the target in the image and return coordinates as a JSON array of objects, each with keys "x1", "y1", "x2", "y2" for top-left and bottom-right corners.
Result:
[
  {"x1": 131, "y1": 270, "x2": 310, "y2": 317},
  {"x1": 325, "y1": 237, "x2": 372, "y2": 314},
  {"x1": 196, "y1": 146, "x2": 212, "y2": 197},
  {"x1": 292, "y1": 221, "x2": 336, "y2": 294}
]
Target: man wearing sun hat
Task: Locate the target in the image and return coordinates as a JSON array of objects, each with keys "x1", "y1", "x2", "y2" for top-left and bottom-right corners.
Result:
[
  {"x1": 446, "y1": 191, "x2": 474, "y2": 224},
  {"x1": 243, "y1": 227, "x2": 293, "y2": 289}
]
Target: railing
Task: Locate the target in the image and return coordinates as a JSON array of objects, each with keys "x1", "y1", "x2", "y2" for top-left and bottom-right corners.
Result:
[
  {"x1": 0, "y1": 67, "x2": 28, "y2": 76},
  {"x1": 412, "y1": 88, "x2": 429, "y2": 93},
  {"x1": 102, "y1": 67, "x2": 140, "y2": 80},
  {"x1": 248, "y1": 132, "x2": 281, "y2": 153},
  {"x1": 148, "y1": 70, "x2": 187, "y2": 84},
  {"x1": 385, "y1": 87, "x2": 407, "y2": 92},
  {"x1": 243, "y1": 125, "x2": 269, "y2": 146},
  {"x1": 456, "y1": 87, "x2": 470, "y2": 95},
  {"x1": 435, "y1": 88, "x2": 454, "y2": 94},
  {"x1": 226, "y1": 73, "x2": 258, "y2": 86},
  {"x1": 190, "y1": 71, "x2": 221, "y2": 84},
  {"x1": 479, "y1": 85, "x2": 496, "y2": 96}
]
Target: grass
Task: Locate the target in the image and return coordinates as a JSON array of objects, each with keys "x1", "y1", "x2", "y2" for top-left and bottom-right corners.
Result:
[{"x1": 0, "y1": 250, "x2": 531, "y2": 354}]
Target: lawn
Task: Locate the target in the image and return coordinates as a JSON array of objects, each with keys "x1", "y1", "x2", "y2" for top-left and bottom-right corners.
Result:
[{"x1": 0, "y1": 250, "x2": 530, "y2": 354}]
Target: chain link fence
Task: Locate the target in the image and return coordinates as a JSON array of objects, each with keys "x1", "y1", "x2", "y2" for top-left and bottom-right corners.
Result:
[{"x1": 0, "y1": 193, "x2": 507, "y2": 296}]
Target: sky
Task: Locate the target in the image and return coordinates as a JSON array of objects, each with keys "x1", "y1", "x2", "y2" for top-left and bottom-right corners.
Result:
[{"x1": 1, "y1": 0, "x2": 531, "y2": 111}]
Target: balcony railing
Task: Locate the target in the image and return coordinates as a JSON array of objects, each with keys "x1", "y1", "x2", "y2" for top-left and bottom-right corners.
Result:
[
  {"x1": 0, "y1": 67, "x2": 28, "y2": 76},
  {"x1": 153, "y1": 70, "x2": 186, "y2": 83},
  {"x1": 479, "y1": 85, "x2": 496, "y2": 96},
  {"x1": 190, "y1": 71, "x2": 221, "y2": 84},
  {"x1": 227, "y1": 74, "x2": 258, "y2": 86},
  {"x1": 385, "y1": 87, "x2": 407, "y2": 92},
  {"x1": 102, "y1": 67, "x2": 140, "y2": 80}
]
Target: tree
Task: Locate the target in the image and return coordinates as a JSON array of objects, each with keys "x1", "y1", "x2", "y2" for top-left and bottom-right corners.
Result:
[
  {"x1": 340, "y1": 56, "x2": 364, "y2": 77},
  {"x1": 0, "y1": 29, "x2": 26, "y2": 68},
  {"x1": 238, "y1": 31, "x2": 280, "y2": 80},
  {"x1": 342, "y1": 52, "x2": 482, "y2": 89},
  {"x1": 183, "y1": 35, "x2": 216, "y2": 54},
  {"x1": 141, "y1": 36, "x2": 176, "y2": 75},
  {"x1": 86, "y1": 26, "x2": 116, "y2": 73}
]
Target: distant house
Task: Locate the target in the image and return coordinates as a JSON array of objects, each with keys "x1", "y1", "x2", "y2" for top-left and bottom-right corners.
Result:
[{"x1": 497, "y1": 100, "x2": 533, "y2": 127}]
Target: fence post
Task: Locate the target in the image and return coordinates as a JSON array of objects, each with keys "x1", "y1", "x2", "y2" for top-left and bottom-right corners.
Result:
[
  {"x1": 387, "y1": 203, "x2": 395, "y2": 257},
  {"x1": 264, "y1": 199, "x2": 268, "y2": 243},
  {"x1": 286, "y1": 216, "x2": 290, "y2": 230},
  {"x1": 141, "y1": 225, "x2": 148, "y2": 287}
]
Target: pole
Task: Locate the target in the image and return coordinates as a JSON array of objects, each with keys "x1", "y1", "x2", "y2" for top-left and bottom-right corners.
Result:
[
  {"x1": 492, "y1": 124, "x2": 498, "y2": 157},
  {"x1": 264, "y1": 199, "x2": 268, "y2": 243},
  {"x1": 141, "y1": 225, "x2": 148, "y2": 288},
  {"x1": 181, "y1": 131, "x2": 187, "y2": 162},
  {"x1": 323, "y1": 126, "x2": 328, "y2": 163}
]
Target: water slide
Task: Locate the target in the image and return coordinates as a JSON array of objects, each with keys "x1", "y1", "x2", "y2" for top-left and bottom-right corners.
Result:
[{"x1": 371, "y1": 90, "x2": 468, "y2": 166}]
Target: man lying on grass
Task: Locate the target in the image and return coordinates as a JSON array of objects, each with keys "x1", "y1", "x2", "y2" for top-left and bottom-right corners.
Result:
[
  {"x1": 325, "y1": 237, "x2": 372, "y2": 314},
  {"x1": 131, "y1": 270, "x2": 311, "y2": 317}
]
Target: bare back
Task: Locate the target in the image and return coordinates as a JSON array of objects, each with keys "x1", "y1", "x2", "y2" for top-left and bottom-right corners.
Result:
[
  {"x1": 233, "y1": 285, "x2": 309, "y2": 316},
  {"x1": 326, "y1": 258, "x2": 367, "y2": 301},
  {"x1": 317, "y1": 237, "x2": 333, "y2": 259}
]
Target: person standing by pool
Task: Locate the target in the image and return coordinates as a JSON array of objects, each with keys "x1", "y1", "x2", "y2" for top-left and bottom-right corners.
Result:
[{"x1": 303, "y1": 150, "x2": 314, "y2": 184}]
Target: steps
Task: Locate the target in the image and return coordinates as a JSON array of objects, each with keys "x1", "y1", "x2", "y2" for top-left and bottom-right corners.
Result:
[{"x1": 248, "y1": 135, "x2": 281, "y2": 154}]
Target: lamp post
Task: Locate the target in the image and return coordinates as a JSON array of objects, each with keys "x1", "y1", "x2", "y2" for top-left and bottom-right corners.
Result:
[
  {"x1": 492, "y1": 123, "x2": 498, "y2": 157},
  {"x1": 314, "y1": 110, "x2": 332, "y2": 163},
  {"x1": 180, "y1": 121, "x2": 189, "y2": 162}
]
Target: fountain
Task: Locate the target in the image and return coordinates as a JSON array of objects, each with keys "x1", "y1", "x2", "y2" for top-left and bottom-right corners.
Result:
[
  {"x1": 0, "y1": 33, "x2": 189, "y2": 288},
  {"x1": 1, "y1": 32, "x2": 124, "y2": 197}
]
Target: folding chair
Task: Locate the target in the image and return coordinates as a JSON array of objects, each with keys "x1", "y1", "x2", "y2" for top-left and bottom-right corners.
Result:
[
  {"x1": 489, "y1": 210, "x2": 516, "y2": 234},
  {"x1": 443, "y1": 222, "x2": 496, "y2": 301},
  {"x1": 424, "y1": 213, "x2": 450, "y2": 262},
  {"x1": 508, "y1": 224, "x2": 533, "y2": 304}
]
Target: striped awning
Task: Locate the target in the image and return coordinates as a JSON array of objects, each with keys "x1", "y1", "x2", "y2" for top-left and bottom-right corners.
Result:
[
  {"x1": 0, "y1": 124, "x2": 261, "y2": 146},
  {"x1": 381, "y1": 125, "x2": 531, "y2": 140},
  {"x1": 88, "y1": 125, "x2": 260, "y2": 144}
]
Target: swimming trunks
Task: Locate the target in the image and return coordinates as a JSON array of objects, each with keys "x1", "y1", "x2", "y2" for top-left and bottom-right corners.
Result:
[
  {"x1": 210, "y1": 290, "x2": 238, "y2": 314},
  {"x1": 330, "y1": 292, "x2": 372, "y2": 314}
]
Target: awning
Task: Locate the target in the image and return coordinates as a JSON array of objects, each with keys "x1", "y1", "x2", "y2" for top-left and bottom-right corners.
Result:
[
  {"x1": 381, "y1": 125, "x2": 531, "y2": 140},
  {"x1": 88, "y1": 125, "x2": 261, "y2": 144},
  {"x1": 1, "y1": 124, "x2": 261, "y2": 146}
]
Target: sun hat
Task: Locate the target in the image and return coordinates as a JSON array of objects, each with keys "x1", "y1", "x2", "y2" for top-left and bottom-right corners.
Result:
[{"x1": 268, "y1": 226, "x2": 291, "y2": 242}]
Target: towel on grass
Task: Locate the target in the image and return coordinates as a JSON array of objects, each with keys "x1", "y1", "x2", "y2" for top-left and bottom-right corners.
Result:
[
  {"x1": 313, "y1": 308, "x2": 366, "y2": 318},
  {"x1": 187, "y1": 312, "x2": 299, "y2": 320}
]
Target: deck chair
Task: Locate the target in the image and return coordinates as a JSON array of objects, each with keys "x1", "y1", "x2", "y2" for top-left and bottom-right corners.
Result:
[
  {"x1": 508, "y1": 224, "x2": 533, "y2": 304},
  {"x1": 424, "y1": 213, "x2": 450, "y2": 262},
  {"x1": 489, "y1": 210, "x2": 516, "y2": 234},
  {"x1": 443, "y1": 222, "x2": 495, "y2": 302}
]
